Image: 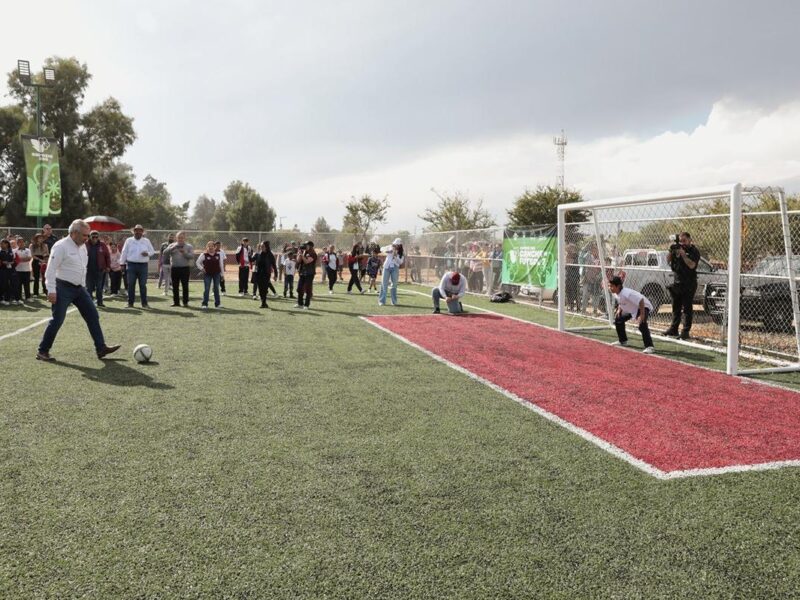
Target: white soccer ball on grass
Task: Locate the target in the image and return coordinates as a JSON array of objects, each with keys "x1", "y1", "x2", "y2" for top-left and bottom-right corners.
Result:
[{"x1": 133, "y1": 344, "x2": 153, "y2": 363}]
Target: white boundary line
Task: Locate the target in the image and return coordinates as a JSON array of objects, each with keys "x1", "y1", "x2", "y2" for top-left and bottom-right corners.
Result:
[
  {"x1": 0, "y1": 308, "x2": 74, "y2": 343},
  {"x1": 365, "y1": 298, "x2": 800, "y2": 479}
]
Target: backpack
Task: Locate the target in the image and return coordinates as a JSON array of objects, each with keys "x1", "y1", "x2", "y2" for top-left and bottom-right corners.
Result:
[{"x1": 490, "y1": 291, "x2": 512, "y2": 303}]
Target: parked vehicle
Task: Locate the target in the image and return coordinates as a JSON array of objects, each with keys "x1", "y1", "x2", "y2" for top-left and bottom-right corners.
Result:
[
  {"x1": 621, "y1": 249, "x2": 721, "y2": 312},
  {"x1": 704, "y1": 255, "x2": 800, "y2": 331}
]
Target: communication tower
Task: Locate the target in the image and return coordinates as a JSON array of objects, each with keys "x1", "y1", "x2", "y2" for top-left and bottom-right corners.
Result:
[{"x1": 553, "y1": 129, "x2": 568, "y2": 190}]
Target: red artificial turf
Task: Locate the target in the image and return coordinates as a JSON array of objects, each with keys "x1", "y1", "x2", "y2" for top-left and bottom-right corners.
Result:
[{"x1": 367, "y1": 313, "x2": 800, "y2": 473}]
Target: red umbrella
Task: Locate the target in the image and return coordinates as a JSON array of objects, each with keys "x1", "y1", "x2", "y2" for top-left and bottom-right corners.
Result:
[{"x1": 84, "y1": 215, "x2": 126, "y2": 232}]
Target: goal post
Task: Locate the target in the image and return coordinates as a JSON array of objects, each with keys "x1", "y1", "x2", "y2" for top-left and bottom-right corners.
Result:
[{"x1": 557, "y1": 184, "x2": 800, "y2": 377}]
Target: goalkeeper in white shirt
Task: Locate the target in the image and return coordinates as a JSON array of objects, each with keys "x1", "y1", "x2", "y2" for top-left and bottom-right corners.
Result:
[{"x1": 608, "y1": 276, "x2": 655, "y2": 354}]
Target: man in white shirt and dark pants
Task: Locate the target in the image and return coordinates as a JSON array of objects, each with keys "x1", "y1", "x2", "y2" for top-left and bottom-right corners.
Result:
[
  {"x1": 36, "y1": 219, "x2": 121, "y2": 362},
  {"x1": 119, "y1": 224, "x2": 155, "y2": 308},
  {"x1": 608, "y1": 275, "x2": 655, "y2": 354},
  {"x1": 433, "y1": 270, "x2": 466, "y2": 314}
]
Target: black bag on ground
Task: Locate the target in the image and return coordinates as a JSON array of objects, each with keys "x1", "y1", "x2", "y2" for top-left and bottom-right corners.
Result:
[{"x1": 490, "y1": 291, "x2": 512, "y2": 303}]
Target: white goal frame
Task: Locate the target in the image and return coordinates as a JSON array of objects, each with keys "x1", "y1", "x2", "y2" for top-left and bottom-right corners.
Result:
[{"x1": 557, "y1": 183, "x2": 800, "y2": 377}]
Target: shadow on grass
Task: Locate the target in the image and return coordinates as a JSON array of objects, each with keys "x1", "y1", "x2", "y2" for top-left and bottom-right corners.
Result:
[{"x1": 51, "y1": 358, "x2": 175, "y2": 389}]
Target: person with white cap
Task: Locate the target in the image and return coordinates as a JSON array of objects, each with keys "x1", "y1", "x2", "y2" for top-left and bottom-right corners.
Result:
[{"x1": 378, "y1": 238, "x2": 404, "y2": 306}]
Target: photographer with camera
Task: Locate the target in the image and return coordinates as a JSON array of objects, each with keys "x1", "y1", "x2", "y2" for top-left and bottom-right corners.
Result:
[{"x1": 665, "y1": 232, "x2": 700, "y2": 339}]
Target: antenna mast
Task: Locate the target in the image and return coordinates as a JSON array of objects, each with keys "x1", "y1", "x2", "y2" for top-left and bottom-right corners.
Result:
[{"x1": 553, "y1": 129, "x2": 568, "y2": 191}]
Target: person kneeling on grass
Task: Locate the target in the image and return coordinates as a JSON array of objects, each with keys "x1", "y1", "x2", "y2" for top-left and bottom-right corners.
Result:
[
  {"x1": 608, "y1": 275, "x2": 655, "y2": 354},
  {"x1": 432, "y1": 270, "x2": 466, "y2": 314}
]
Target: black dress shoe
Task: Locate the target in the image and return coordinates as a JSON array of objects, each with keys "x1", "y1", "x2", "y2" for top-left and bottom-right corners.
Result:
[
  {"x1": 141, "y1": 304, "x2": 149, "y2": 308},
  {"x1": 663, "y1": 329, "x2": 679, "y2": 337},
  {"x1": 433, "y1": 308, "x2": 441, "y2": 314},
  {"x1": 97, "y1": 344, "x2": 121, "y2": 359},
  {"x1": 36, "y1": 351, "x2": 55, "y2": 362},
  {"x1": 96, "y1": 302, "x2": 105, "y2": 307}
]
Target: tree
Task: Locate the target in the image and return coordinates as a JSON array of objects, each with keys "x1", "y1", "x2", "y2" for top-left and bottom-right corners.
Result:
[
  {"x1": 210, "y1": 201, "x2": 230, "y2": 232},
  {"x1": 342, "y1": 194, "x2": 390, "y2": 241},
  {"x1": 190, "y1": 195, "x2": 217, "y2": 230},
  {"x1": 220, "y1": 180, "x2": 276, "y2": 232},
  {"x1": 311, "y1": 216, "x2": 331, "y2": 234},
  {"x1": 0, "y1": 105, "x2": 25, "y2": 223},
  {"x1": 506, "y1": 185, "x2": 586, "y2": 228},
  {"x1": 419, "y1": 190, "x2": 496, "y2": 231},
  {"x1": 115, "y1": 174, "x2": 185, "y2": 230},
  {"x1": 1, "y1": 56, "x2": 138, "y2": 226}
]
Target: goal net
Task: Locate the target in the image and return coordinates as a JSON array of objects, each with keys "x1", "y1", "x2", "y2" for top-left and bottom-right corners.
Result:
[{"x1": 556, "y1": 184, "x2": 800, "y2": 376}]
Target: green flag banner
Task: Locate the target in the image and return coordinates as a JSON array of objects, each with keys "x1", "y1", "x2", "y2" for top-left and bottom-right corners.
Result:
[
  {"x1": 22, "y1": 135, "x2": 62, "y2": 217},
  {"x1": 502, "y1": 235, "x2": 557, "y2": 288}
]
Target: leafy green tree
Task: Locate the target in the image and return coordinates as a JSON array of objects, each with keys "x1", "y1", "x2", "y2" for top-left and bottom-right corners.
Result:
[
  {"x1": 506, "y1": 185, "x2": 586, "y2": 227},
  {"x1": 190, "y1": 195, "x2": 217, "y2": 230},
  {"x1": 419, "y1": 190, "x2": 496, "y2": 231},
  {"x1": 312, "y1": 216, "x2": 331, "y2": 234},
  {"x1": 2, "y1": 56, "x2": 138, "y2": 226},
  {"x1": 342, "y1": 194, "x2": 390, "y2": 241},
  {"x1": 85, "y1": 162, "x2": 138, "y2": 220},
  {"x1": 219, "y1": 180, "x2": 276, "y2": 232},
  {"x1": 0, "y1": 105, "x2": 25, "y2": 223}
]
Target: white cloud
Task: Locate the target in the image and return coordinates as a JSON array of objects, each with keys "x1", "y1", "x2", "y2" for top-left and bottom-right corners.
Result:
[{"x1": 273, "y1": 99, "x2": 800, "y2": 232}]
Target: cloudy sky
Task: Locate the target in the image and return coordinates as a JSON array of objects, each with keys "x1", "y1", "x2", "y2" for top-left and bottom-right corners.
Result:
[{"x1": 3, "y1": 0, "x2": 799, "y2": 231}]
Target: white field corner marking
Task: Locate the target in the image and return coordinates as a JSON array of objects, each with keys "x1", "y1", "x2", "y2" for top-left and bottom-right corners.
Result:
[{"x1": 362, "y1": 309, "x2": 800, "y2": 480}]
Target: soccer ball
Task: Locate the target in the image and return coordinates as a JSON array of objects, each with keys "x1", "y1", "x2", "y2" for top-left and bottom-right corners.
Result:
[{"x1": 133, "y1": 344, "x2": 153, "y2": 363}]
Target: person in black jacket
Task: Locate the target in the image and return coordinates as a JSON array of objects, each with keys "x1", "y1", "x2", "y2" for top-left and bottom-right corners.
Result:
[
  {"x1": 665, "y1": 232, "x2": 701, "y2": 339},
  {"x1": 254, "y1": 241, "x2": 278, "y2": 308}
]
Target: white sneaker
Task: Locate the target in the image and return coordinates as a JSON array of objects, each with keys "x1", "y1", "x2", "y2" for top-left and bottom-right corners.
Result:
[
  {"x1": 378, "y1": 302, "x2": 385, "y2": 306},
  {"x1": 611, "y1": 341, "x2": 627, "y2": 347},
  {"x1": 302, "y1": 306, "x2": 309, "y2": 310},
  {"x1": 329, "y1": 290, "x2": 333, "y2": 295},
  {"x1": 360, "y1": 290, "x2": 365, "y2": 295},
  {"x1": 201, "y1": 305, "x2": 208, "y2": 310},
  {"x1": 294, "y1": 303, "x2": 302, "y2": 308},
  {"x1": 252, "y1": 294, "x2": 258, "y2": 300},
  {"x1": 221, "y1": 291, "x2": 226, "y2": 296},
  {"x1": 0, "y1": 301, "x2": 9, "y2": 306},
  {"x1": 13, "y1": 300, "x2": 21, "y2": 305},
  {"x1": 642, "y1": 346, "x2": 656, "y2": 354}
]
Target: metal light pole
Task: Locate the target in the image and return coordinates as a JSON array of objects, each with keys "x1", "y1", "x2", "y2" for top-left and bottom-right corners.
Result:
[{"x1": 18, "y1": 60, "x2": 56, "y2": 229}]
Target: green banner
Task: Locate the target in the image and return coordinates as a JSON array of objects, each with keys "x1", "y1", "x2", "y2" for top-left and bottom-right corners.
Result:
[
  {"x1": 502, "y1": 235, "x2": 557, "y2": 288},
  {"x1": 22, "y1": 135, "x2": 62, "y2": 217}
]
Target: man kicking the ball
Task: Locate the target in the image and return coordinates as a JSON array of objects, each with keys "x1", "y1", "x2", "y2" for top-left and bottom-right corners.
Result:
[{"x1": 36, "y1": 219, "x2": 121, "y2": 362}]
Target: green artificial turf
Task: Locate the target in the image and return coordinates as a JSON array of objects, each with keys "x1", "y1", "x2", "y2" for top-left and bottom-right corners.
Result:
[{"x1": 1, "y1": 284, "x2": 799, "y2": 597}]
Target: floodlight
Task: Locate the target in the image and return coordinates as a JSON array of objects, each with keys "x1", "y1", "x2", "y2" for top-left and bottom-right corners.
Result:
[
  {"x1": 43, "y1": 68, "x2": 56, "y2": 83},
  {"x1": 17, "y1": 60, "x2": 31, "y2": 83}
]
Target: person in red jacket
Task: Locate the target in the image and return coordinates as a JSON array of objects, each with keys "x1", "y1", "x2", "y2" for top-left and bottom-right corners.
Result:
[{"x1": 85, "y1": 230, "x2": 111, "y2": 306}]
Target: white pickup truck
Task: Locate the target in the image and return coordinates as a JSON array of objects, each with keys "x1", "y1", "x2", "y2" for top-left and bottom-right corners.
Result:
[{"x1": 621, "y1": 249, "x2": 721, "y2": 311}]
